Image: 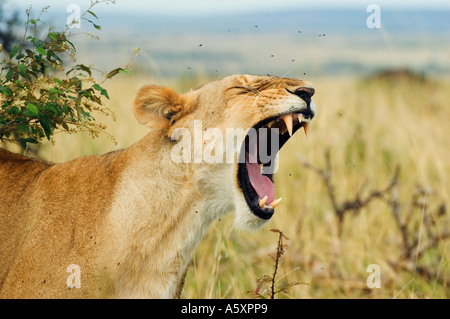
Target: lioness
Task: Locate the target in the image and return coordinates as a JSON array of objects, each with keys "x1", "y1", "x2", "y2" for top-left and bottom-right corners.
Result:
[{"x1": 0, "y1": 74, "x2": 315, "y2": 298}]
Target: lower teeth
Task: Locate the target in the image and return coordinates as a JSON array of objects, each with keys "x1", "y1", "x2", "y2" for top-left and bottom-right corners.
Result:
[{"x1": 258, "y1": 196, "x2": 282, "y2": 209}]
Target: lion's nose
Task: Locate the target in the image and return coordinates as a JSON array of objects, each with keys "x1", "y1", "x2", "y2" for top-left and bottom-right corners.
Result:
[
  {"x1": 293, "y1": 87, "x2": 315, "y2": 103},
  {"x1": 289, "y1": 86, "x2": 315, "y2": 120}
]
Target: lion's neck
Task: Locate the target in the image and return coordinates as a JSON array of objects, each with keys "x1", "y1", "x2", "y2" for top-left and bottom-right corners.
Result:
[{"x1": 101, "y1": 133, "x2": 233, "y2": 298}]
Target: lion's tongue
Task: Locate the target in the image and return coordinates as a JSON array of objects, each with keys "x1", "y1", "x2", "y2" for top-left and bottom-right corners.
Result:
[{"x1": 246, "y1": 156, "x2": 275, "y2": 204}]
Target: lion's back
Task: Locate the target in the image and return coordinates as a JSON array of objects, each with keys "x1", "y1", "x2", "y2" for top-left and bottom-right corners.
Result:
[
  {"x1": 0, "y1": 148, "x2": 130, "y2": 296},
  {"x1": 0, "y1": 149, "x2": 53, "y2": 290},
  {"x1": 0, "y1": 148, "x2": 52, "y2": 212}
]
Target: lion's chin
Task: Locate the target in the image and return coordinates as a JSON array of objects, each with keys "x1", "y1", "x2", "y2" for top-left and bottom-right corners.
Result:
[{"x1": 233, "y1": 195, "x2": 270, "y2": 230}]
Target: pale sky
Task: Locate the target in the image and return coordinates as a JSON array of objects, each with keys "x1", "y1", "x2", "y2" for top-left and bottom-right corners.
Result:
[{"x1": 12, "y1": 0, "x2": 450, "y2": 16}]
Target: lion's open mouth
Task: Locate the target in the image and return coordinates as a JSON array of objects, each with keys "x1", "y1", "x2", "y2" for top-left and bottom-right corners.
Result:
[{"x1": 237, "y1": 111, "x2": 313, "y2": 219}]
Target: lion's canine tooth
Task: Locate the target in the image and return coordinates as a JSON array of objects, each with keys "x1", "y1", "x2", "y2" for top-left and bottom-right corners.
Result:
[
  {"x1": 267, "y1": 121, "x2": 273, "y2": 128},
  {"x1": 259, "y1": 196, "x2": 268, "y2": 208},
  {"x1": 303, "y1": 122, "x2": 309, "y2": 137},
  {"x1": 283, "y1": 115, "x2": 293, "y2": 136},
  {"x1": 270, "y1": 197, "x2": 282, "y2": 208}
]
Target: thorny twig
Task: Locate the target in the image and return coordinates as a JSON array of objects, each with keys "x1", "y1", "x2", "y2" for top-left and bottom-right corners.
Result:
[
  {"x1": 270, "y1": 229, "x2": 286, "y2": 298},
  {"x1": 249, "y1": 229, "x2": 304, "y2": 299}
]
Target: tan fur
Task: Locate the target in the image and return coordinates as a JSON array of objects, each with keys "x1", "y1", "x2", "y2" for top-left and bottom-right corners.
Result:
[{"x1": 0, "y1": 74, "x2": 314, "y2": 298}]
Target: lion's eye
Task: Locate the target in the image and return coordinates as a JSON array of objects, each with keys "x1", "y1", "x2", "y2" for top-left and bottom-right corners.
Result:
[
  {"x1": 234, "y1": 86, "x2": 251, "y2": 90},
  {"x1": 230, "y1": 86, "x2": 255, "y2": 95}
]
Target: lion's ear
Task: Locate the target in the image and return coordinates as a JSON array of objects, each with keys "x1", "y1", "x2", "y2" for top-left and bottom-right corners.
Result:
[{"x1": 133, "y1": 85, "x2": 185, "y2": 131}]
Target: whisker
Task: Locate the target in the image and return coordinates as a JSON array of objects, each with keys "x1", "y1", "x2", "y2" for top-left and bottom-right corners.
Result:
[{"x1": 280, "y1": 68, "x2": 294, "y2": 78}]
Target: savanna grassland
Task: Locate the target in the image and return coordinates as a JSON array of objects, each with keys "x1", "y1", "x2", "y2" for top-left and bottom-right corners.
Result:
[{"x1": 4, "y1": 71, "x2": 449, "y2": 299}]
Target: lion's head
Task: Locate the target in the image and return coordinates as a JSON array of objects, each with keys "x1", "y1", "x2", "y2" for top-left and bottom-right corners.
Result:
[{"x1": 133, "y1": 74, "x2": 316, "y2": 229}]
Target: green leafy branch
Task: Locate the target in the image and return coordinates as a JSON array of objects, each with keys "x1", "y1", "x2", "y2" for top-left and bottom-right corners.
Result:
[{"x1": 0, "y1": 1, "x2": 128, "y2": 148}]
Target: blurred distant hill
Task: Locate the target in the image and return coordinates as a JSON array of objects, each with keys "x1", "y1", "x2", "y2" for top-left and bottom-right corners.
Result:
[
  {"x1": 98, "y1": 9, "x2": 449, "y2": 34},
  {"x1": 10, "y1": 6, "x2": 450, "y2": 78}
]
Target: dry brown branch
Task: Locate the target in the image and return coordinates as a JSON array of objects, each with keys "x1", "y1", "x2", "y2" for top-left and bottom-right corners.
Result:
[
  {"x1": 249, "y1": 229, "x2": 304, "y2": 299},
  {"x1": 298, "y1": 150, "x2": 400, "y2": 236},
  {"x1": 299, "y1": 150, "x2": 449, "y2": 285}
]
